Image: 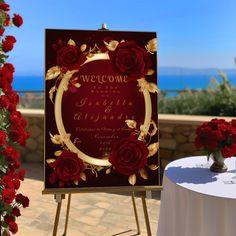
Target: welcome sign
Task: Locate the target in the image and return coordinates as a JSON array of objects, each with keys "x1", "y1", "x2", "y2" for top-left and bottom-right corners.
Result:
[{"x1": 44, "y1": 29, "x2": 159, "y2": 192}]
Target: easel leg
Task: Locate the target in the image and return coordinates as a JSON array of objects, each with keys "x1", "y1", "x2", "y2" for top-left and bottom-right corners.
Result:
[
  {"x1": 141, "y1": 192, "x2": 152, "y2": 236},
  {"x1": 52, "y1": 194, "x2": 65, "y2": 236},
  {"x1": 62, "y1": 194, "x2": 72, "y2": 236},
  {"x1": 131, "y1": 192, "x2": 140, "y2": 235}
]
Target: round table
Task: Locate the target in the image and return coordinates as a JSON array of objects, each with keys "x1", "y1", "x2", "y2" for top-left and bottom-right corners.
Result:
[{"x1": 157, "y1": 156, "x2": 236, "y2": 236}]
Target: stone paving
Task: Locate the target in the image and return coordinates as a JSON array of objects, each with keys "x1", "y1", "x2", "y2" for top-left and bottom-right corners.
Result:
[{"x1": 16, "y1": 163, "x2": 161, "y2": 236}]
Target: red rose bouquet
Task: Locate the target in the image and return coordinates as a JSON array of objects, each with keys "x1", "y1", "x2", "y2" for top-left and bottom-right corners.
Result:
[
  {"x1": 0, "y1": 1, "x2": 30, "y2": 235},
  {"x1": 195, "y1": 118, "x2": 236, "y2": 172}
]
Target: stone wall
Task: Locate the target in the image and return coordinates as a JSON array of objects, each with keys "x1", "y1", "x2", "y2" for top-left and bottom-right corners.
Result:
[
  {"x1": 19, "y1": 110, "x2": 232, "y2": 171},
  {"x1": 19, "y1": 109, "x2": 44, "y2": 162}
]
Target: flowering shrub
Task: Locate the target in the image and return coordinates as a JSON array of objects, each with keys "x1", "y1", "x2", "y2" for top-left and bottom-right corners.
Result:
[
  {"x1": 0, "y1": 1, "x2": 30, "y2": 235},
  {"x1": 195, "y1": 118, "x2": 236, "y2": 158}
]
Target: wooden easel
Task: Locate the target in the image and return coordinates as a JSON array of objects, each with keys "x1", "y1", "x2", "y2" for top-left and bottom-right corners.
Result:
[{"x1": 52, "y1": 190, "x2": 160, "y2": 236}]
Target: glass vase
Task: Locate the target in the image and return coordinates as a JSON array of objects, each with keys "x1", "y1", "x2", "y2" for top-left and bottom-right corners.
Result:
[{"x1": 210, "y1": 150, "x2": 228, "y2": 173}]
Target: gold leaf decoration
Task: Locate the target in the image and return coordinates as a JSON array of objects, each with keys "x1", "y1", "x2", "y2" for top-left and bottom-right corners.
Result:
[
  {"x1": 148, "y1": 142, "x2": 159, "y2": 157},
  {"x1": 54, "y1": 150, "x2": 62, "y2": 156},
  {"x1": 128, "y1": 174, "x2": 136, "y2": 185},
  {"x1": 64, "y1": 70, "x2": 78, "y2": 79},
  {"x1": 106, "y1": 168, "x2": 111, "y2": 174},
  {"x1": 104, "y1": 40, "x2": 119, "y2": 51},
  {"x1": 64, "y1": 133, "x2": 71, "y2": 142},
  {"x1": 87, "y1": 53, "x2": 94, "y2": 58},
  {"x1": 74, "y1": 83, "x2": 81, "y2": 88},
  {"x1": 49, "y1": 86, "x2": 56, "y2": 103},
  {"x1": 46, "y1": 66, "x2": 60, "y2": 80},
  {"x1": 125, "y1": 120, "x2": 137, "y2": 129},
  {"x1": 46, "y1": 159, "x2": 56, "y2": 164},
  {"x1": 68, "y1": 39, "x2": 76, "y2": 46},
  {"x1": 137, "y1": 78, "x2": 147, "y2": 92},
  {"x1": 49, "y1": 133, "x2": 63, "y2": 145},
  {"x1": 140, "y1": 124, "x2": 148, "y2": 136},
  {"x1": 145, "y1": 38, "x2": 157, "y2": 53},
  {"x1": 147, "y1": 69, "x2": 155, "y2": 75},
  {"x1": 139, "y1": 168, "x2": 148, "y2": 180},
  {"x1": 80, "y1": 44, "x2": 87, "y2": 52},
  {"x1": 149, "y1": 164, "x2": 159, "y2": 170},
  {"x1": 149, "y1": 120, "x2": 158, "y2": 136},
  {"x1": 80, "y1": 172, "x2": 86, "y2": 181},
  {"x1": 148, "y1": 83, "x2": 158, "y2": 93}
]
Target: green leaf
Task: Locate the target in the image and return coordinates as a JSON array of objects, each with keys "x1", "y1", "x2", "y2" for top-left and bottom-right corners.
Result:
[{"x1": 2, "y1": 229, "x2": 9, "y2": 236}]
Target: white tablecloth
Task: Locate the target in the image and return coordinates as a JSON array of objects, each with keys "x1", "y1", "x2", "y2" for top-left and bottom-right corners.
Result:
[{"x1": 157, "y1": 156, "x2": 236, "y2": 236}]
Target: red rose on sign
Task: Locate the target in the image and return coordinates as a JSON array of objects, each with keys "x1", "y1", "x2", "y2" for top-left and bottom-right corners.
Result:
[
  {"x1": 12, "y1": 14, "x2": 23, "y2": 27},
  {"x1": 57, "y1": 45, "x2": 86, "y2": 70},
  {"x1": 49, "y1": 151, "x2": 84, "y2": 185},
  {"x1": 109, "y1": 137, "x2": 148, "y2": 175},
  {"x1": 113, "y1": 41, "x2": 151, "y2": 79}
]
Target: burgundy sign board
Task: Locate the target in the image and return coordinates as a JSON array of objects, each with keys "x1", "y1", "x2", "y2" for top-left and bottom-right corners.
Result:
[{"x1": 44, "y1": 29, "x2": 159, "y2": 192}]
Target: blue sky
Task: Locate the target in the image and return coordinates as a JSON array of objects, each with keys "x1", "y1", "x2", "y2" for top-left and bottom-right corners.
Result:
[{"x1": 7, "y1": 0, "x2": 236, "y2": 75}]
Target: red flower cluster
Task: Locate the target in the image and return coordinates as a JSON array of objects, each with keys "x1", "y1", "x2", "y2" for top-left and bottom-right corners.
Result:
[
  {"x1": 0, "y1": 1, "x2": 29, "y2": 235},
  {"x1": 195, "y1": 118, "x2": 236, "y2": 158},
  {"x1": 1, "y1": 167, "x2": 28, "y2": 234}
]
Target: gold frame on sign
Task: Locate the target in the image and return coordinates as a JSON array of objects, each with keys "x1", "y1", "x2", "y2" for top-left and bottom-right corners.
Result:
[{"x1": 54, "y1": 53, "x2": 152, "y2": 167}]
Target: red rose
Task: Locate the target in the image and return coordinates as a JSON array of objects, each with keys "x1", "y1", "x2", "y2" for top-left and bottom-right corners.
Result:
[
  {"x1": 2, "y1": 188, "x2": 16, "y2": 204},
  {"x1": 113, "y1": 41, "x2": 152, "y2": 79},
  {"x1": 9, "y1": 221, "x2": 18, "y2": 234},
  {"x1": 2, "y1": 39, "x2": 14, "y2": 52},
  {"x1": 50, "y1": 151, "x2": 84, "y2": 184},
  {"x1": 12, "y1": 14, "x2": 23, "y2": 27},
  {"x1": 5, "y1": 35, "x2": 17, "y2": 44},
  {"x1": 57, "y1": 45, "x2": 86, "y2": 70},
  {"x1": 0, "y1": 65, "x2": 14, "y2": 85},
  {"x1": 109, "y1": 137, "x2": 148, "y2": 175},
  {"x1": 4, "y1": 63, "x2": 15, "y2": 73},
  {"x1": 0, "y1": 95, "x2": 10, "y2": 109},
  {"x1": 0, "y1": 129, "x2": 7, "y2": 145},
  {"x1": 232, "y1": 119, "x2": 236, "y2": 128},
  {"x1": 0, "y1": 3, "x2": 10, "y2": 11},
  {"x1": 4, "y1": 215, "x2": 15, "y2": 225},
  {"x1": 17, "y1": 169, "x2": 26, "y2": 180},
  {"x1": 12, "y1": 207, "x2": 21, "y2": 217},
  {"x1": 13, "y1": 178, "x2": 21, "y2": 190},
  {"x1": 4, "y1": 13, "x2": 10, "y2": 26},
  {"x1": 15, "y1": 194, "x2": 29, "y2": 208},
  {"x1": 0, "y1": 28, "x2": 5, "y2": 36},
  {"x1": 3, "y1": 146, "x2": 20, "y2": 167},
  {"x1": 9, "y1": 128, "x2": 30, "y2": 146}
]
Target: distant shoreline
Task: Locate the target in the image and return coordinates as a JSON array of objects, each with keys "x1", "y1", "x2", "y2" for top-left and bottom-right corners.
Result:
[{"x1": 12, "y1": 73, "x2": 236, "y2": 91}]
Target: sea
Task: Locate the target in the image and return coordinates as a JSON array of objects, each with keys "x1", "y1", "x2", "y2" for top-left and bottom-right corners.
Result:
[{"x1": 12, "y1": 74, "x2": 236, "y2": 92}]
